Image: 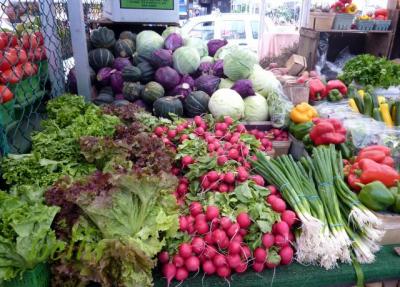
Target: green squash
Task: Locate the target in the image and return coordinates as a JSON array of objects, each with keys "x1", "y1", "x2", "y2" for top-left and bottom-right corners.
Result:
[
  {"x1": 122, "y1": 65, "x2": 142, "y2": 82},
  {"x1": 184, "y1": 90, "x2": 210, "y2": 117},
  {"x1": 94, "y1": 86, "x2": 114, "y2": 105},
  {"x1": 122, "y1": 82, "x2": 143, "y2": 102},
  {"x1": 142, "y1": 81, "x2": 165, "y2": 104},
  {"x1": 114, "y1": 39, "x2": 135, "y2": 58},
  {"x1": 153, "y1": 96, "x2": 183, "y2": 118},
  {"x1": 88, "y1": 48, "x2": 114, "y2": 71},
  {"x1": 137, "y1": 61, "x2": 155, "y2": 83},
  {"x1": 90, "y1": 27, "x2": 115, "y2": 49},
  {"x1": 119, "y1": 31, "x2": 137, "y2": 43}
]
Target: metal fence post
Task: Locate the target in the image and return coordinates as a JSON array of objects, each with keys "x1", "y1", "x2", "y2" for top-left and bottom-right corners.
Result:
[
  {"x1": 39, "y1": 0, "x2": 65, "y2": 97},
  {"x1": 67, "y1": 0, "x2": 92, "y2": 101},
  {"x1": 299, "y1": 0, "x2": 311, "y2": 28}
]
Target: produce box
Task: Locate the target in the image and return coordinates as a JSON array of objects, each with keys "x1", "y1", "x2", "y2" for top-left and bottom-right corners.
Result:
[
  {"x1": 273, "y1": 140, "x2": 292, "y2": 157},
  {"x1": 3, "y1": 263, "x2": 50, "y2": 287},
  {"x1": 374, "y1": 20, "x2": 392, "y2": 31},
  {"x1": 307, "y1": 12, "x2": 336, "y2": 31},
  {"x1": 356, "y1": 20, "x2": 375, "y2": 31},
  {"x1": 9, "y1": 75, "x2": 41, "y2": 108},
  {"x1": 243, "y1": 121, "x2": 273, "y2": 131},
  {"x1": 375, "y1": 212, "x2": 400, "y2": 245},
  {"x1": 332, "y1": 13, "x2": 355, "y2": 30},
  {"x1": 283, "y1": 81, "x2": 309, "y2": 105},
  {"x1": 288, "y1": 134, "x2": 309, "y2": 160},
  {"x1": 285, "y1": 55, "x2": 307, "y2": 76}
]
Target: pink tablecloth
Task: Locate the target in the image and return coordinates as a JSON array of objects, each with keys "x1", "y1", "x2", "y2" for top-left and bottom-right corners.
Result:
[{"x1": 259, "y1": 30, "x2": 299, "y2": 59}]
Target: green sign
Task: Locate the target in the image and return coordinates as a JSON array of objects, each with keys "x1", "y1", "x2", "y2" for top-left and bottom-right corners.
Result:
[{"x1": 120, "y1": 0, "x2": 174, "y2": 10}]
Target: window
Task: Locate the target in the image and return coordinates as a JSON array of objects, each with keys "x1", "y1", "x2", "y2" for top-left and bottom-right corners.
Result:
[
  {"x1": 189, "y1": 21, "x2": 215, "y2": 41},
  {"x1": 221, "y1": 20, "x2": 246, "y2": 40},
  {"x1": 251, "y1": 21, "x2": 259, "y2": 39}
]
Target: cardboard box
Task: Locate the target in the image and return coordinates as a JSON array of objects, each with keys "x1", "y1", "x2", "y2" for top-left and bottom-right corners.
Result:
[
  {"x1": 375, "y1": 212, "x2": 400, "y2": 245},
  {"x1": 285, "y1": 55, "x2": 307, "y2": 76}
]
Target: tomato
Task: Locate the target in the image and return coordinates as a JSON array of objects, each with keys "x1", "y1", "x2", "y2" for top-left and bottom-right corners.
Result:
[
  {"x1": 16, "y1": 47, "x2": 27, "y2": 64},
  {"x1": 34, "y1": 31, "x2": 44, "y2": 46},
  {"x1": 26, "y1": 50, "x2": 35, "y2": 61},
  {"x1": 0, "y1": 35, "x2": 7, "y2": 50},
  {"x1": 0, "y1": 32, "x2": 18, "y2": 49},
  {"x1": 0, "y1": 48, "x2": 18, "y2": 71},
  {"x1": 34, "y1": 46, "x2": 47, "y2": 61},
  {"x1": 21, "y1": 62, "x2": 38, "y2": 77},
  {"x1": 0, "y1": 85, "x2": 13, "y2": 103},
  {"x1": 0, "y1": 66, "x2": 23, "y2": 84},
  {"x1": 21, "y1": 33, "x2": 39, "y2": 50}
]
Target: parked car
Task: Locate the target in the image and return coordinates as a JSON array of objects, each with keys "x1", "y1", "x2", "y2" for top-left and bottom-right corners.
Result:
[{"x1": 181, "y1": 13, "x2": 272, "y2": 52}]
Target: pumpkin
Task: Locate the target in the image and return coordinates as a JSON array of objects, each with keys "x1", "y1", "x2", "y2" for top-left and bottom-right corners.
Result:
[
  {"x1": 94, "y1": 86, "x2": 114, "y2": 105},
  {"x1": 122, "y1": 82, "x2": 143, "y2": 102},
  {"x1": 88, "y1": 48, "x2": 114, "y2": 71},
  {"x1": 142, "y1": 81, "x2": 165, "y2": 104},
  {"x1": 137, "y1": 61, "x2": 154, "y2": 83},
  {"x1": 153, "y1": 96, "x2": 183, "y2": 118},
  {"x1": 132, "y1": 52, "x2": 147, "y2": 66},
  {"x1": 114, "y1": 39, "x2": 135, "y2": 58},
  {"x1": 184, "y1": 90, "x2": 210, "y2": 117},
  {"x1": 90, "y1": 27, "x2": 115, "y2": 49},
  {"x1": 119, "y1": 31, "x2": 137, "y2": 43},
  {"x1": 122, "y1": 65, "x2": 142, "y2": 82}
]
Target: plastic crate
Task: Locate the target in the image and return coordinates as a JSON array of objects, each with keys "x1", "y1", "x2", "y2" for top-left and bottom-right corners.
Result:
[
  {"x1": 36, "y1": 61, "x2": 48, "y2": 83},
  {"x1": 332, "y1": 13, "x2": 355, "y2": 30},
  {"x1": 288, "y1": 134, "x2": 309, "y2": 160},
  {"x1": 272, "y1": 140, "x2": 292, "y2": 157},
  {"x1": 0, "y1": 98, "x2": 15, "y2": 127},
  {"x1": 3, "y1": 263, "x2": 50, "y2": 287},
  {"x1": 9, "y1": 75, "x2": 41, "y2": 108},
  {"x1": 374, "y1": 20, "x2": 391, "y2": 31},
  {"x1": 283, "y1": 81, "x2": 309, "y2": 105},
  {"x1": 356, "y1": 20, "x2": 375, "y2": 31}
]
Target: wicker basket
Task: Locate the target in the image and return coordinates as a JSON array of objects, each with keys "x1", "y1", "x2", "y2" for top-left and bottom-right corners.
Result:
[
  {"x1": 272, "y1": 140, "x2": 292, "y2": 157},
  {"x1": 3, "y1": 264, "x2": 50, "y2": 287},
  {"x1": 283, "y1": 81, "x2": 309, "y2": 105},
  {"x1": 356, "y1": 20, "x2": 375, "y2": 31},
  {"x1": 332, "y1": 13, "x2": 355, "y2": 30}
]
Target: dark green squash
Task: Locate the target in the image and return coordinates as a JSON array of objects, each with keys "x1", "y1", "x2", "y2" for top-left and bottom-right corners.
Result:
[
  {"x1": 132, "y1": 52, "x2": 148, "y2": 66},
  {"x1": 123, "y1": 82, "x2": 143, "y2": 102},
  {"x1": 153, "y1": 96, "x2": 183, "y2": 118},
  {"x1": 114, "y1": 39, "x2": 135, "y2": 58},
  {"x1": 94, "y1": 86, "x2": 114, "y2": 105},
  {"x1": 184, "y1": 90, "x2": 210, "y2": 117},
  {"x1": 137, "y1": 61, "x2": 155, "y2": 83},
  {"x1": 90, "y1": 27, "x2": 115, "y2": 49},
  {"x1": 142, "y1": 81, "x2": 165, "y2": 104},
  {"x1": 119, "y1": 31, "x2": 137, "y2": 43},
  {"x1": 88, "y1": 48, "x2": 114, "y2": 71},
  {"x1": 122, "y1": 65, "x2": 142, "y2": 82}
]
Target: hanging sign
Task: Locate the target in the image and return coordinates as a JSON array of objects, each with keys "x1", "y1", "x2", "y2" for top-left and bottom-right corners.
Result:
[{"x1": 120, "y1": 0, "x2": 174, "y2": 10}]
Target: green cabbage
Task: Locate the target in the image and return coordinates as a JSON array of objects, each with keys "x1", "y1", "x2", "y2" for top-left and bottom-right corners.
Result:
[
  {"x1": 208, "y1": 88, "x2": 244, "y2": 119},
  {"x1": 249, "y1": 65, "x2": 282, "y2": 98},
  {"x1": 185, "y1": 38, "x2": 208, "y2": 58},
  {"x1": 219, "y1": 78, "x2": 234, "y2": 89},
  {"x1": 214, "y1": 44, "x2": 238, "y2": 60},
  {"x1": 201, "y1": 56, "x2": 214, "y2": 64},
  {"x1": 136, "y1": 30, "x2": 164, "y2": 61},
  {"x1": 244, "y1": 93, "x2": 269, "y2": 121},
  {"x1": 173, "y1": 46, "x2": 200, "y2": 75},
  {"x1": 223, "y1": 47, "x2": 258, "y2": 81}
]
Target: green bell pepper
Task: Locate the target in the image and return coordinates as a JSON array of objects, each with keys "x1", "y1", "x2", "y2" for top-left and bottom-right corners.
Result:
[
  {"x1": 338, "y1": 142, "x2": 353, "y2": 160},
  {"x1": 288, "y1": 121, "x2": 314, "y2": 141},
  {"x1": 391, "y1": 182, "x2": 400, "y2": 213},
  {"x1": 358, "y1": 181, "x2": 396, "y2": 211},
  {"x1": 327, "y1": 89, "x2": 343, "y2": 102}
]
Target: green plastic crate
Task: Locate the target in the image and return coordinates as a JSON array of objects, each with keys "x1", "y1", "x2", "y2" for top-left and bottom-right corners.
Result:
[
  {"x1": 0, "y1": 98, "x2": 15, "y2": 127},
  {"x1": 374, "y1": 20, "x2": 391, "y2": 31},
  {"x1": 356, "y1": 20, "x2": 375, "y2": 31},
  {"x1": 3, "y1": 264, "x2": 50, "y2": 287},
  {"x1": 9, "y1": 75, "x2": 41, "y2": 108},
  {"x1": 332, "y1": 13, "x2": 355, "y2": 30},
  {"x1": 36, "y1": 60, "x2": 48, "y2": 83}
]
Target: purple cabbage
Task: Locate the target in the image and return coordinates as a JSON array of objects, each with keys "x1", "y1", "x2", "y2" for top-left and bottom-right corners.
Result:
[
  {"x1": 115, "y1": 93, "x2": 124, "y2": 100},
  {"x1": 133, "y1": 99, "x2": 150, "y2": 110},
  {"x1": 194, "y1": 75, "x2": 221, "y2": 96},
  {"x1": 113, "y1": 57, "x2": 132, "y2": 71},
  {"x1": 67, "y1": 66, "x2": 96, "y2": 93},
  {"x1": 180, "y1": 75, "x2": 195, "y2": 89},
  {"x1": 198, "y1": 62, "x2": 213, "y2": 76},
  {"x1": 155, "y1": 66, "x2": 181, "y2": 90},
  {"x1": 231, "y1": 79, "x2": 255, "y2": 98},
  {"x1": 97, "y1": 67, "x2": 115, "y2": 86},
  {"x1": 150, "y1": 49, "x2": 173, "y2": 68},
  {"x1": 212, "y1": 60, "x2": 224, "y2": 78},
  {"x1": 164, "y1": 33, "x2": 183, "y2": 51},
  {"x1": 110, "y1": 71, "x2": 124, "y2": 94},
  {"x1": 168, "y1": 82, "x2": 192, "y2": 99},
  {"x1": 207, "y1": 39, "x2": 228, "y2": 57}
]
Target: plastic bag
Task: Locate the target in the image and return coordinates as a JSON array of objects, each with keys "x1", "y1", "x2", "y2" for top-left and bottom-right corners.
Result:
[
  {"x1": 333, "y1": 46, "x2": 355, "y2": 71},
  {"x1": 315, "y1": 32, "x2": 329, "y2": 74},
  {"x1": 342, "y1": 117, "x2": 387, "y2": 149},
  {"x1": 315, "y1": 100, "x2": 357, "y2": 120},
  {"x1": 380, "y1": 128, "x2": 400, "y2": 170},
  {"x1": 268, "y1": 91, "x2": 293, "y2": 128}
]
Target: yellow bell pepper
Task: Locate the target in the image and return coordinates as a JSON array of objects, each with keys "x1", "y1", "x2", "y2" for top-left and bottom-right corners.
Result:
[
  {"x1": 290, "y1": 103, "x2": 318, "y2": 124},
  {"x1": 377, "y1": 96, "x2": 386, "y2": 105},
  {"x1": 349, "y1": 99, "x2": 359, "y2": 113},
  {"x1": 357, "y1": 90, "x2": 365, "y2": 99},
  {"x1": 345, "y1": 3, "x2": 357, "y2": 14},
  {"x1": 380, "y1": 103, "x2": 393, "y2": 127}
]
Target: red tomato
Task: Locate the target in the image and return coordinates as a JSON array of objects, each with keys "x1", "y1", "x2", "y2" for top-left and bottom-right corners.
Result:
[
  {"x1": 0, "y1": 48, "x2": 18, "y2": 71},
  {"x1": 0, "y1": 66, "x2": 23, "y2": 84},
  {"x1": 0, "y1": 35, "x2": 7, "y2": 50},
  {"x1": 34, "y1": 31, "x2": 44, "y2": 46},
  {"x1": 34, "y1": 47, "x2": 47, "y2": 61},
  {"x1": 0, "y1": 85, "x2": 13, "y2": 103},
  {"x1": 0, "y1": 32, "x2": 18, "y2": 49},
  {"x1": 21, "y1": 62, "x2": 38, "y2": 77},
  {"x1": 21, "y1": 33, "x2": 39, "y2": 50},
  {"x1": 16, "y1": 47, "x2": 27, "y2": 64},
  {"x1": 26, "y1": 49, "x2": 35, "y2": 61}
]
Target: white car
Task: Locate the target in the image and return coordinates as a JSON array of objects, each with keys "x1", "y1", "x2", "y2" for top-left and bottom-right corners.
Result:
[{"x1": 181, "y1": 13, "x2": 271, "y2": 52}]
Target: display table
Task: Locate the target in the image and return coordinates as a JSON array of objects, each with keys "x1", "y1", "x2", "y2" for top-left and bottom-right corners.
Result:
[
  {"x1": 154, "y1": 245, "x2": 400, "y2": 287},
  {"x1": 259, "y1": 29, "x2": 299, "y2": 59}
]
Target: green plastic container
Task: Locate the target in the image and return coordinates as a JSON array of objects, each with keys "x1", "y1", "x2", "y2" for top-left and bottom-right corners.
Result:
[
  {"x1": 332, "y1": 13, "x2": 355, "y2": 30},
  {"x1": 356, "y1": 20, "x2": 375, "y2": 31},
  {"x1": 9, "y1": 75, "x2": 41, "y2": 108},
  {"x1": 37, "y1": 61, "x2": 48, "y2": 83},
  {"x1": 3, "y1": 264, "x2": 50, "y2": 287},
  {"x1": 0, "y1": 98, "x2": 16, "y2": 127},
  {"x1": 374, "y1": 20, "x2": 392, "y2": 31}
]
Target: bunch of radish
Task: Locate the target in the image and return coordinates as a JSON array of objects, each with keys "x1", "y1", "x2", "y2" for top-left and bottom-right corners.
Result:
[{"x1": 263, "y1": 128, "x2": 289, "y2": 142}]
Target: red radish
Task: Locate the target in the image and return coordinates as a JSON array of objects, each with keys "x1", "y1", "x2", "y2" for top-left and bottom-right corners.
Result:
[
  {"x1": 262, "y1": 233, "x2": 275, "y2": 249},
  {"x1": 173, "y1": 255, "x2": 185, "y2": 267},
  {"x1": 162, "y1": 263, "x2": 176, "y2": 286},
  {"x1": 180, "y1": 177, "x2": 189, "y2": 185},
  {"x1": 261, "y1": 138, "x2": 270, "y2": 147},
  {"x1": 236, "y1": 124, "x2": 246, "y2": 133},
  {"x1": 179, "y1": 216, "x2": 188, "y2": 231},
  {"x1": 237, "y1": 167, "x2": 249, "y2": 181},
  {"x1": 207, "y1": 171, "x2": 219, "y2": 182},
  {"x1": 235, "y1": 261, "x2": 248, "y2": 273},
  {"x1": 219, "y1": 237, "x2": 230, "y2": 249},
  {"x1": 215, "y1": 130, "x2": 224, "y2": 137},
  {"x1": 185, "y1": 256, "x2": 200, "y2": 272},
  {"x1": 210, "y1": 218, "x2": 219, "y2": 229},
  {"x1": 194, "y1": 116, "x2": 203, "y2": 126},
  {"x1": 219, "y1": 122, "x2": 228, "y2": 132},
  {"x1": 228, "y1": 149, "x2": 239, "y2": 160},
  {"x1": 209, "y1": 181, "x2": 219, "y2": 191},
  {"x1": 217, "y1": 265, "x2": 231, "y2": 278},
  {"x1": 265, "y1": 261, "x2": 279, "y2": 269},
  {"x1": 187, "y1": 224, "x2": 195, "y2": 234},
  {"x1": 154, "y1": 126, "x2": 164, "y2": 136},
  {"x1": 224, "y1": 142, "x2": 232, "y2": 149},
  {"x1": 206, "y1": 135, "x2": 215, "y2": 143},
  {"x1": 224, "y1": 116, "x2": 233, "y2": 125},
  {"x1": 223, "y1": 172, "x2": 235, "y2": 184},
  {"x1": 251, "y1": 175, "x2": 265, "y2": 186},
  {"x1": 281, "y1": 210, "x2": 297, "y2": 227},
  {"x1": 256, "y1": 131, "x2": 265, "y2": 139},
  {"x1": 217, "y1": 155, "x2": 228, "y2": 166},
  {"x1": 213, "y1": 254, "x2": 227, "y2": 267},
  {"x1": 227, "y1": 223, "x2": 240, "y2": 238},
  {"x1": 204, "y1": 233, "x2": 214, "y2": 245},
  {"x1": 201, "y1": 177, "x2": 210, "y2": 189},
  {"x1": 182, "y1": 155, "x2": 194, "y2": 167},
  {"x1": 254, "y1": 247, "x2": 267, "y2": 263},
  {"x1": 236, "y1": 212, "x2": 251, "y2": 229},
  {"x1": 220, "y1": 217, "x2": 232, "y2": 230},
  {"x1": 162, "y1": 138, "x2": 172, "y2": 146},
  {"x1": 178, "y1": 243, "x2": 192, "y2": 259},
  {"x1": 279, "y1": 246, "x2": 294, "y2": 265},
  {"x1": 187, "y1": 215, "x2": 195, "y2": 225},
  {"x1": 270, "y1": 198, "x2": 286, "y2": 213},
  {"x1": 195, "y1": 221, "x2": 209, "y2": 234},
  {"x1": 250, "y1": 129, "x2": 258, "y2": 136},
  {"x1": 227, "y1": 254, "x2": 241, "y2": 268},
  {"x1": 228, "y1": 185, "x2": 235, "y2": 192},
  {"x1": 189, "y1": 202, "x2": 203, "y2": 217},
  {"x1": 208, "y1": 144, "x2": 215, "y2": 152},
  {"x1": 177, "y1": 183, "x2": 188, "y2": 195},
  {"x1": 275, "y1": 234, "x2": 289, "y2": 247},
  {"x1": 175, "y1": 267, "x2": 189, "y2": 281},
  {"x1": 167, "y1": 129, "x2": 177, "y2": 139},
  {"x1": 212, "y1": 229, "x2": 227, "y2": 245},
  {"x1": 195, "y1": 214, "x2": 206, "y2": 223},
  {"x1": 228, "y1": 241, "x2": 241, "y2": 255},
  {"x1": 219, "y1": 183, "x2": 229, "y2": 193},
  {"x1": 288, "y1": 231, "x2": 295, "y2": 242},
  {"x1": 266, "y1": 194, "x2": 279, "y2": 205},
  {"x1": 231, "y1": 234, "x2": 243, "y2": 243},
  {"x1": 158, "y1": 251, "x2": 169, "y2": 264},
  {"x1": 195, "y1": 127, "x2": 205, "y2": 136},
  {"x1": 274, "y1": 221, "x2": 290, "y2": 239},
  {"x1": 204, "y1": 245, "x2": 217, "y2": 259},
  {"x1": 180, "y1": 134, "x2": 189, "y2": 142},
  {"x1": 176, "y1": 125, "x2": 185, "y2": 133},
  {"x1": 240, "y1": 245, "x2": 252, "y2": 260},
  {"x1": 267, "y1": 185, "x2": 278, "y2": 194},
  {"x1": 203, "y1": 260, "x2": 216, "y2": 275},
  {"x1": 171, "y1": 167, "x2": 180, "y2": 175},
  {"x1": 253, "y1": 262, "x2": 265, "y2": 272},
  {"x1": 230, "y1": 135, "x2": 239, "y2": 144},
  {"x1": 206, "y1": 206, "x2": 220, "y2": 221},
  {"x1": 239, "y1": 228, "x2": 248, "y2": 237}
]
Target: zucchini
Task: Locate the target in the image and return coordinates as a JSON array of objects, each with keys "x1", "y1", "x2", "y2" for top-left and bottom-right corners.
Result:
[{"x1": 395, "y1": 101, "x2": 400, "y2": 126}]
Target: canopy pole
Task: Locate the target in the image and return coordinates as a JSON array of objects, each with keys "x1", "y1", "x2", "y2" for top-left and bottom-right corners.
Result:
[
  {"x1": 299, "y1": 0, "x2": 312, "y2": 28},
  {"x1": 257, "y1": 0, "x2": 266, "y2": 60}
]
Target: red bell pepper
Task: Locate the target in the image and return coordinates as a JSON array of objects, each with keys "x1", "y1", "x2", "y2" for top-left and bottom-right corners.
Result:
[
  {"x1": 325, "y1": 80, "x2": 347, "y2": 96},
  {"x1": 375, "y1": 9, "x2": 388, "y2": 18},
  {"x1": 309, "y1": 118, "x2": 346, "y2": 146},
  {"x1": 308, "y1": 78, "x2": 326, "y2": 101},
  {"x1": 356, "y1": 145, "x2": 395, "y2": 168},
  {"x1": 339, "y1": 0, "x2": 352, "y2": 4},
  {"x1": 331, "y1": 1, "x2": 345, "y2": 12}
]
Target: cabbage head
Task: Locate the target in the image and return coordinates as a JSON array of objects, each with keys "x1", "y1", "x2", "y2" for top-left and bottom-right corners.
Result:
[
  {"x1": 249, "y1": 65, "x2": 282, "y2": 98},
  {"x1": 162, "y1": 26, "x2": 181, "y2": 39},
  {"x1": 201, "y1": 56, "x2": 214, "y2": 64},
  {"x1": 223, "y1": 47, "x2": 258, "y2": 81},
  {"x1": 219, "y1": 78, "x2": 234, "y2": 89},
  {"x1": 173, "y1": 46, "x2": 200, "y2": 75},
  {"x1": 214, "y1": 44, "x2": 238, "y2": 60},
  {"x1": 136, "y1": 30, "x2": 164, "y2": 61},
  {"x1": 208, "y1": 88, "x2": 244, "y2": 119},
  {"x1": 185, "y1": 38, "x2": 208, "y2": 58},
  {"x1": 244, "y1": 93, "x2": 269, "y2": 121}
]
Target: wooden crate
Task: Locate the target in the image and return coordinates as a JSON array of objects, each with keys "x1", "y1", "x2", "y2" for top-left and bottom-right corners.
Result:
[
  {"x1": 298, "y1": 28, "x2": 320, "y2": 70},
  {"x1": 375, "y1": 212, "x2": 400, "y2": 245},
  {"x1": 307, "y1": 12, "x2": 335, "y2": 31}
]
